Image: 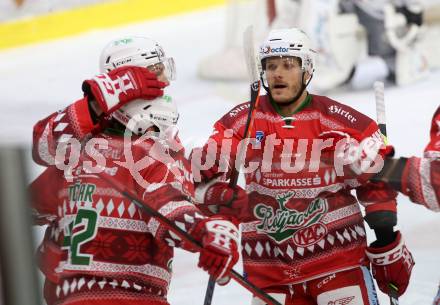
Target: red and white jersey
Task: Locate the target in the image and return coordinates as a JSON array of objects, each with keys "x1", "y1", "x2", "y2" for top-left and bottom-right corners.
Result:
[
  {"x1": 32, "y1": 97, "x2": 99, "y2": 167},
  {"x1": 30, "y1": 131, "x2": 203, "y2": 305},
  {"x1": 196, "y1": 94, "x2": 397, "y2": 288},
  {"x1": 403, "y1": 106, "x2": 440, "y2": 211}
]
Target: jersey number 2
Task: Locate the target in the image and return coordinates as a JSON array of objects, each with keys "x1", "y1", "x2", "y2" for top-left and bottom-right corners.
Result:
[{"x1": 70, "y1": 209, "x2": 98, "y2": 265}]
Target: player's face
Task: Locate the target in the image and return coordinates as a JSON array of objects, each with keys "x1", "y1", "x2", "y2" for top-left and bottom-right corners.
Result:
[
  {"x1": 265, "y1": 56, "x2": 304, "y2": 104},
  {"x1": 147, "y1": 62, "x2": 170, "y2": 85}
]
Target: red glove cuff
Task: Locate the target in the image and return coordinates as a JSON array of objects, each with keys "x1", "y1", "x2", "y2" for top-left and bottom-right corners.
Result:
[{"x1": 366, "y1": 231, "x2": 404, "y2": 261}]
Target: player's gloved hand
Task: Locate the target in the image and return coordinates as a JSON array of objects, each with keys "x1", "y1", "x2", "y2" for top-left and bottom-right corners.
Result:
[
  {"x1": 191, "y1": 216, "x2": 239, "y2": 285},
  {"x1": 195, "y1": 181, "x2": 249, "y2": 220},
  {"x1": 366, "y1": 231, "x2": 415, "y2": 297},
  {"x1": 82, "y1": 66, "x2": 166, "y2": 115},
  {"x1": 396, "y1": 5, "x2": 423, "y2": 26},
  {"x1": 318, "y1": 130, "x2": 393, "y2": 184}
]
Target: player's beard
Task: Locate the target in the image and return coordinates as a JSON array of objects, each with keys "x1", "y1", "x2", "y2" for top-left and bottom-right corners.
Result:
[
  {"x1": 270, "y1": 79, "x2": 304, "y2": 106},
  {"x1": 282, "y1": 83, "x2": 302, "y2": 105}
]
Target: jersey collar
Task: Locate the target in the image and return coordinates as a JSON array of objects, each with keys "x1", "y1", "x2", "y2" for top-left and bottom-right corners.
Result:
[{"x1": 269, "y1": 93, "x2": 312, "y2": 117}]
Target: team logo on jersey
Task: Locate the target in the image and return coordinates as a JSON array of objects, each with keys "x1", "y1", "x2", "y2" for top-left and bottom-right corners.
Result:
[
  {"x1": 255, "y1": 130, "x2": 265, "y2": 143},
  {"x1": 253, "y1": 192, "x2": 328, "y2": 243},
  {"x1": 292, "y1": 223, "x2": 327, "y2": 247}
]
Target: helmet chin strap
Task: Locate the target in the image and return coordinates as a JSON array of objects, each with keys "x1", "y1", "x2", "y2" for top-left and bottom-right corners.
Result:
[{"x1": 262, "y1": 71, "x2": 314, "y2": 107}]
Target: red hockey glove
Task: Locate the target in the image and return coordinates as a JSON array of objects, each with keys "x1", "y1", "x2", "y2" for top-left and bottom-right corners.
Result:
[
  {"x1": 195, "y1": 181, "x2": 250, "y2": 220},
  {"x1": 191, "y1": 216, "x2": 239, "y2": 285},
  {"x1": 366, "y1": 231, "x2": 415, "y2": 297},
  {"x1": 82, "y1": 66, "x2": 166, "y2": 115},
  {"x1": 318, "y1": 130, "x2": 393, "y2": 184}
]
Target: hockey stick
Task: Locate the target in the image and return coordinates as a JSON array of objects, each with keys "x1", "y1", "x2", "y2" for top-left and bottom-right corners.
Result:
[
  {"x1": 374, "y1": 81, "x2": 387, "y2": 142},
  {"x1": 96, "y1": 171, "x2": 281, "y2": 305},
  {"x1": 230, "y1": 25, "x2": 261, "y2": 187},
  {"x1": 372, "y1": 81, "x2": 403, "y2": 188},
  {"x1": 203, "y1": 24, "x2": 262, "y2": 305},
  {"x1": 388, "y1": 283, "x2": 400, "y2": 305},
  {"x1": 203, "y1": 279, "x2": 215, "y2": 305},
  {"x1": 374, "y1": 81, "x2": 400, "y2": 305}
]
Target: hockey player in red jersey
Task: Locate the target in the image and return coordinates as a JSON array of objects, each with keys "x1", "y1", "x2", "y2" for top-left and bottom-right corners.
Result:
[
  {"x1": 372, "y1": 106, "x2": 440, "y2": 211},
  {"x1": 32, "y1": 36, "x2": 171, "y2": 167},
  {"x1": 192, "y1": 28, "x2": 414, "y2": 304},
  {"x1": 29, "y1": 36, "x2": 240, "y2": 305}
]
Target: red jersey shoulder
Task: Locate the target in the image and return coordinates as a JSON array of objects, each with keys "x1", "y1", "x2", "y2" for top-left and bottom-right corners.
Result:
[
  {"x1": 311, "y1": 95, "x2": 375, "y2": 130},
  {"x1": 217, "y1": 95, "x2": 274, "y2": 128},
  {"x1": 218, "y1": 101, "x2": 251, "y2": 128}
]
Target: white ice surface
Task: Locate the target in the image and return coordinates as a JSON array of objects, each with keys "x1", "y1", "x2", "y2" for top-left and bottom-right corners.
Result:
[{"x1": 0, "y1": 5, "x2": 439, "y2": 305}]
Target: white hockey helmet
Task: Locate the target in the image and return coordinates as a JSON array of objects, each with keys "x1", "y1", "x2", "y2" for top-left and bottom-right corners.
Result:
[
  {"x1": 259, "y1": 28, "x2": 316, "y2": 75},
  {"x1": 99, "y1": 36, "x2": 176, "y2": 80},
  {"x1": 112, "y1": 95, "x2": 179, "y2": 137},
  {"x1": 100, "y1": 37, "x2": 178, "y2": 137}
]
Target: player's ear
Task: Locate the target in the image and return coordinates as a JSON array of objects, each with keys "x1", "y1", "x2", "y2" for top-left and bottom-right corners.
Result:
[{"x1": 303, "y1": 71, "x2": 311, "y2": 83}]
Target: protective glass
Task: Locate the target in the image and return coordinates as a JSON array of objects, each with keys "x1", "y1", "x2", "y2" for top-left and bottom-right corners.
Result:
[
  {"x1": 261, "y1": 56, "x2": 303, "y2": 87},
  {"x1": 147, "y1": 57, "x2": 176, "y2": 81}
]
